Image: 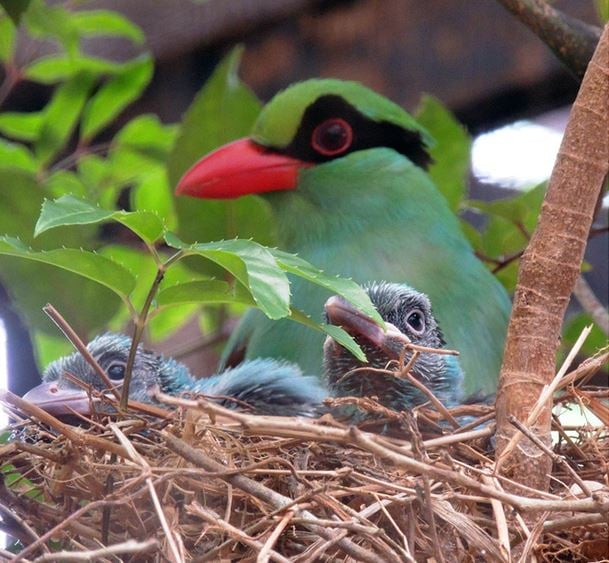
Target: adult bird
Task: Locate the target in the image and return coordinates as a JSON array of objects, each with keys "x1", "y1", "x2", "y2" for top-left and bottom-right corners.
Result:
[
  {"x1": 22, "y1": 333, "x2": 326, "y2": 418},
  {"x1": 176, "y1": 79, "x2": 511, "y2": 396},
  {"x1": 323, "y1": 282, "x2": 464, "y2": 420}
]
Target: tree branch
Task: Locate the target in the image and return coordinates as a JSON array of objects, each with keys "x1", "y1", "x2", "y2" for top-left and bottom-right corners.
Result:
[
  {"x1": 495, "y1": 23, "x2": 609, "y2": 492},
  {"x1": 495, "y1": 0, "x2": 602, "y2": 80}
]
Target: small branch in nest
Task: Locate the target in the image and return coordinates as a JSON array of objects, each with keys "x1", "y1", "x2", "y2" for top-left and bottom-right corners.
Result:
[
  {"x1": 43, "y1": 304, "x2": 121, "y2": 401},
  {"x1": 507, "y1": 414, "x2": 592, "y2": 497},
  {"x1": 157, "y1": 394, "x2": 609, "y2": 515},
  {"x1": 11, "y1": 499, "x2": 130, "y2": 562},
  {"x1": 161, "y1": 431, "x2": 386, "y2": 563},
  {"x1": 31, "y1": 538, "x2": 158, "y2": 562},
  {"x1": 187, "y1": 502, "x2": 290, "y2": 563}
]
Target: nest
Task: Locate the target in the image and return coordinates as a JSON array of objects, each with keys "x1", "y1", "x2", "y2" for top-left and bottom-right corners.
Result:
[{"x1": 0, "y1": 353, "x2": 607, "y2": 562}]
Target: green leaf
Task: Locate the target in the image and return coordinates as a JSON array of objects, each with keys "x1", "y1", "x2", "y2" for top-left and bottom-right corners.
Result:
[
  {"x1": 113, "y1": 114, "x2": 177, "y2": 159},
  {"x1": 0, "y1": 139, "x2": 37, "y2": 172},
  {"x1": 468, "y1": 183, "x2": 545, "y2": 226},
  {"x1": 35, "y1": 73, "x2": 96, "y2": 165},
  {"x1": 80, "y1": 55, "x2": 153, "y2": 141},
  {"x1": 320, "y1": 324, "x2": 366, "y2": 362},
  {"x1": 287, "y1": 307, "x2": 367, "y2": 362},
  {"x1": 0, "y1": 0, "x2": 32, "y2": 26},
  {"x1": 156, "y1": 279, "x2": 249, "y2": 307},
  {"x1": 23, "y1": 54, "x2": 128, "y2": 84},
  {"x1": 270, "y1": 249, "x2": 384, "y2": 326},
  {"x1": 0, "y1": 112, "x2": 42, "y2": 141},
  {"x1": 168, "y1": 47, "x2": 270, "y2": 247},
  {"x1": 0, "y1": 14, "x2": 16, "y2": 61},
  {"x1": 23, "y1": 54, "x2": 73, "y2": 83},
  {"x1": 167, "y1": 46, "x2": 261, "y2": 186},
  {"x1": 562, "y1": 312, "x2": 608, "y2": 358},
  {"x1": 24, "y1": 0, "x2": 78, "y2": 54},
  {"x1": 0, "y1": 169, "x2": 41, "y2": 241},
  {"x1": 131, "y1": 172, "x2": 177, "y2": 231},
  {"x1": 416, "y1": 95, "x2": 471, "y2": 211},
  {"x1": 166, "y1": 233, "x2": 290, "y2": 319},
  {"x1": 43, "y1": 170, "x2": 87, "y2": 198},
  {"x1": 0, "y1": 236, "x2": 136, "y2": 299},
  {"x1": 35, "y1": 195, "x2": 165, "y2": 244},
  {"x1": 71, "y1": 10, "x2": 144, "y2": 44},
  {"x1": 596, "y1": 0, "x2": 609, "y2": 23}
]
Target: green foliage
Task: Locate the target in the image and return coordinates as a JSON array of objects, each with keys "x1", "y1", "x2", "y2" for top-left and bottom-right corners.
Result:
[
  {"x1": 167, "y1": 46, "x2": 274, "y2": 248},
  {"x1": 0, "y1": 0, "x2": 604, "y2": 376},
  {"x1": 416, "y1": 95, "x2": 471, "y2": 211},
  {"x1": 596, "y1": 0, "x2": 609, "y2": 23}
]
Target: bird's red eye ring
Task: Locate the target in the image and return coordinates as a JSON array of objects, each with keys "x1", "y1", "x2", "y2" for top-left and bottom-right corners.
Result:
[{"x1": 311, "y1": 118, "x2": 353, "y2": 156}]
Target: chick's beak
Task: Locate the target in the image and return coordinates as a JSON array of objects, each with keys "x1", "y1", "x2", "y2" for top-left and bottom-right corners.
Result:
[
  {"x1": 324, "y1": 295, "x2": 410, "y2": 359},
  {"x1": 22, "y1": 381, "x2": 97, "y2": 416}
]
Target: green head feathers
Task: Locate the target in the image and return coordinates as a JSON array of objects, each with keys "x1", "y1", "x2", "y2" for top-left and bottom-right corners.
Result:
[{"x1": 252, "y1": 79, "x2": 434, "y2": 150}]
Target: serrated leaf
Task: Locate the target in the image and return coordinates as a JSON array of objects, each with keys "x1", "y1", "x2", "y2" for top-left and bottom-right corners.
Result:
[
  {"x1": 35, "y1": 73, "x2": 95, "y2": 165},
  {"x1": 271, "y1": 248, "x2": 384, "y2": 327},
  {"x1": 81, "y1": 55, "x2": 153, "y2": 141},
  {"x1": 0, "y1": 112, "x2": 42, "y2": 141},
  {"x1": 416, "y1": 95, "x2": 471, "y2": 211},
  {"x1": 35, "y1": 195, "x2": 165, "y2": 244},
  {"x1": 156, "y1": 280, "x2": 249, "y2": 307},
  {"x1": 166, "y1": 234, "x2": 290, "y2": 319},
  {"x1": 0, "y1": 14, "x2": 16, "y2": 61},
  {"x1": 0, "y1": 237, "x2": 135, "y2": 298},
  {"x1": 71, "y1": 10, "x2": 144, "y2": 44}
]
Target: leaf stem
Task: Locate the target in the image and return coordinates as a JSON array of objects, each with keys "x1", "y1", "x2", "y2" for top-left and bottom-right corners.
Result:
[{"x1": 119, "y1": 249, "x2": 184, "y2": 410}]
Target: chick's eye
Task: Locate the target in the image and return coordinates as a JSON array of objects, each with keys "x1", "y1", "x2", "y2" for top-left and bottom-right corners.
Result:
[
  {"x1": 107, "y1": 363, "x2": 125, "y2": 380},
  {"x1": 312, "y1": 118, "x2": 353, "y2": 156},
  {"x1": 405, "y1": 310, "x2": 425, "y2": 334}
]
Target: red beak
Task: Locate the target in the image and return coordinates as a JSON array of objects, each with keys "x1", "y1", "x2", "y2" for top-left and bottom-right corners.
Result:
[{"x1": 175, "y1": 138, "x2": 308, "y2": 199}]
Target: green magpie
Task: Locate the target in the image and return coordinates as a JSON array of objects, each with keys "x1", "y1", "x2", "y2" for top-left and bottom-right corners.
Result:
[{"x1": 176, "y1": 79, "x2": 511, "y2": 396}]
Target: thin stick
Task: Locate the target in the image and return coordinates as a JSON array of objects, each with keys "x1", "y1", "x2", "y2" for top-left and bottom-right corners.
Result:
[
  {"x1": 507, "y1": 415, "x2": 592, "y2": 496},
  {"x1": 42, "y1": 304, "x2": 121, "y2": 400},
  {"x1": 31, "y1": 539, "x2": 158, "y2": 562},
  {"x1": 257, "y1": 510, "x2": 294, "y2": 563}
]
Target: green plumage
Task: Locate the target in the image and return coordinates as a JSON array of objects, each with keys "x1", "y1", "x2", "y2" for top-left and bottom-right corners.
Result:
[{"x1": 186, "y1": 79, "x2": 511, "y2": 397}]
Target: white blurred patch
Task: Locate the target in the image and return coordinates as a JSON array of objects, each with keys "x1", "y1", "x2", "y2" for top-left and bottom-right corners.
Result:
[{"x1": 472, "y1": 120, "x2": 564, "y2": 189}]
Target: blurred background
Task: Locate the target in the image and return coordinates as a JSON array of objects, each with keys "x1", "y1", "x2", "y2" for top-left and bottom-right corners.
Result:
[{"x1": 1, "y1": 0, "x2": 607, "y2": 396}]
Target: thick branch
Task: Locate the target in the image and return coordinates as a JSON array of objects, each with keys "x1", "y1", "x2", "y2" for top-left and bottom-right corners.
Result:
[
  {"x1": 496, "y1": 0, "x2": 602, "y2": 80},
  {"x1": 495, "y1": 24, "x2": 609, "y2": 492}
]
